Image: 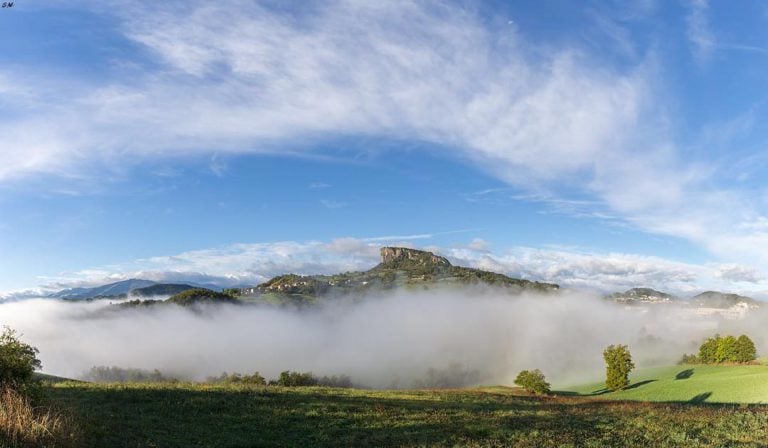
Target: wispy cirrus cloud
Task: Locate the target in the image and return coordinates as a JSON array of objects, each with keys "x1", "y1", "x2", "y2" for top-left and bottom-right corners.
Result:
[{"x1": 2, "y1": 0, "x2": 768, "y2": 274}]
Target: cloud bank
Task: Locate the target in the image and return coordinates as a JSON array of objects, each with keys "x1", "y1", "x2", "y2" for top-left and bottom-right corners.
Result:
[{"x1": 0, "y1": 290, "x2": 750, "y2": 387}]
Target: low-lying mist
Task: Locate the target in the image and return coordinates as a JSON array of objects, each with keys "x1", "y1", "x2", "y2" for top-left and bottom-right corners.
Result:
[{"x1": 0, "y1": 289, "x2": 764, "y2": 388}]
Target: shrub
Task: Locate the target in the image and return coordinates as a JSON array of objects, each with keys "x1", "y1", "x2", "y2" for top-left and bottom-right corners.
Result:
[
  {"x1": 603, "y1": 344, "x2": 634, "y2": 391},
  {"x1": 514, "y1": 369, "x2": 550, "y2": 395},
  {"x1": 0, "y1": 327, "x2": 42, "y2": 389}
]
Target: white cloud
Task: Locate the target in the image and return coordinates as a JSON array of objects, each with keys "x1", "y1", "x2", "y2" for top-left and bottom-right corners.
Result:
[
  {"x1": 713, "y1": 263, "x2": 763, "y2": 284},
  {"x1": 445, "y1": 246, "x2": 706, "y2": 294},
  {"x1": 467, "y1": 238, "x2": 491, "y2": 252}
]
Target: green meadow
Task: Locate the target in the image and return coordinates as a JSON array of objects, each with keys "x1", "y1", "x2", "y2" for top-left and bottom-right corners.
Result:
[
  {"x1": 566, "y1": 364, "x2": 768, "y2": 404},
  {"x1": 28, "y1": 371, "x2": 768, "y2": 448}
]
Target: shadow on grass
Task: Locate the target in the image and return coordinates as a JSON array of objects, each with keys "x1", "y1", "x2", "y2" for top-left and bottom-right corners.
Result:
[
  {"x1": 577, "y1": 379, "x2": 658, "y2": 396},
  {"x1": 675, "y1": 369, "x2": 694, "y2": 380},
  {"x1": 689, "y1": 392, "x2": 712, "y2": 403},
  {"x1": 623, "y1": 379, "x2": 657, "y2": 390}
]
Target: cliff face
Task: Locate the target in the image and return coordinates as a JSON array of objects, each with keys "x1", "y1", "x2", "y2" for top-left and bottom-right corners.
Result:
[{"x1": 378, "y1": 247, "x2": 452, "y2": 269}]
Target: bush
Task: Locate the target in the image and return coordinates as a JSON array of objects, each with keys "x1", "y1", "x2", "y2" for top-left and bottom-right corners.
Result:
[
  {"x1": 604, "y1": 344, "x2": 634, "y2": 391},
  {"x1": 0, "y1": 327, "x2": 42, "y2": 389},
  {"x1": 276, "y1": 371, "x2": 318, "y2": 387},
  {"x1": 514, "y1": 369, "x2": 550, "y2": 395}
]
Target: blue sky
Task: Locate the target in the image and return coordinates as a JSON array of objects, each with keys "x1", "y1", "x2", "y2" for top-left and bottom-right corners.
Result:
[{"x1": 3, "y1": 0, "x2": 768, "y2": 297}]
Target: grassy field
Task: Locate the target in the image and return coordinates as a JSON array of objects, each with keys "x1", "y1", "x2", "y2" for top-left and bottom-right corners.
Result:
[
  {"x1": 566, "y1": 364, "x2": 768, "y2": 404},
  {"x1": 34, "y1": 380, "x2": 768, "y2": 447}
]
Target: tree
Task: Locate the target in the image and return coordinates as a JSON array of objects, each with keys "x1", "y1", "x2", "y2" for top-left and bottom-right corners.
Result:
[
  {"x1": 734, "y1": 335, "x2": 757, "y2": 363},
  {"x1": 696, "y1": 334, "x2": 756, "y2": 364},
  {"x1": 0, "y1": 326, "x2": 42, "y2": 388},
  {"x1": 698, "y1": 335, "x2": 720, "y2": 364},
  {"x1": 514, "y1": 369, "x2": 550, "y2": 395},
  {"x1": 276, "y1": 371, "x2": 318, "y2": 387},
  {"x1": 715, "y1": 335, "x2": 737, "y2": 363},
  {"x1": 603, "y1": 344, "x2": 634, "y2": 391}
]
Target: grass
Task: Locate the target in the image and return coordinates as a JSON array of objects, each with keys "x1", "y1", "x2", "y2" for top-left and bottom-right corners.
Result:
[
  {"x1": 566, "y1": 364, "x2": 768, "y2": 403},
  {"x1": 0, "y1": 387, "x2": 78, "y2": 448},
  {"x1": 39, "y1": 380, "x2": 768, "y2": 447}
]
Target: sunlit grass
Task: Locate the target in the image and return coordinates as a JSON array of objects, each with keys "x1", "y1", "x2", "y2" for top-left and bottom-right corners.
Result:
[
  {"x1": 566, "y1": 364, "x2": 768, "y2": 403},
  {"x1": 44, "y1": 380, "x2": 768, "y2": 447}
]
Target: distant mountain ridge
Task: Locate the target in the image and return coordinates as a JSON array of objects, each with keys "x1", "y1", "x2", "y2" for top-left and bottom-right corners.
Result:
[
  {"x1": 236, "y1": 247, "x2": 559, "y2": 304},
  {"x1": 48, "y1": 280, "x2": 201, "y2": 300},
  {"x1": 605, "y1": 288, "x2": 679, "y2": 305},
  {"x1": 605, "y1": 287, "x2": 760, "y2": 309},
  {"x1": 50, "y1": 279, "x2": 156, "y2": 300},
  {"x1": 691, "y1": 291, "x2": 759, "y2": 308}
]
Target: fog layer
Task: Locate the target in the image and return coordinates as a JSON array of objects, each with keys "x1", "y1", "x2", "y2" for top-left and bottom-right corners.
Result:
[{"x1": 0, "y1": 290, "x2": 759, "y2": 387}]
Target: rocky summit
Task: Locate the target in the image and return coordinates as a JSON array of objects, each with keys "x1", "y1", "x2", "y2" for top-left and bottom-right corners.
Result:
[{"x1": 236, "y1": 247, "x2": 559, "y2": 305}]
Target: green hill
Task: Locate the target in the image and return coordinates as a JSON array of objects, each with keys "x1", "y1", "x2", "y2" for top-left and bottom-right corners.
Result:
[
  {"x1": 165, "y1": 288, "x2": 239, "y2": 306},
  {"x1": 237, "y1": 247, "x2": 559, "y2": 305},
  {"x1": 113, "y1": 288, "x2": 239, "y2": 310},
  {"x1": 565, "y1": 364, "x2": 768, "y2": 403},
  {"x1": 129, "y1": 283, "x2": 198, "y2": 297}
]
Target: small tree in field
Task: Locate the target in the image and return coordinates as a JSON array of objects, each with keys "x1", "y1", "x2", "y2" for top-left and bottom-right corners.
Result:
[
  {"x1": 0, "y1": 327, "x2": 42, "y2": 388},
  {"x1": 734, "y1": 335, "x2": 757, "y2": 363},
  {"x1": 603, "y1": 344, "x2": 634, "y2": 391},
  {"x1": 514, "y1": 369, "x2": 550, "y2": 395}
]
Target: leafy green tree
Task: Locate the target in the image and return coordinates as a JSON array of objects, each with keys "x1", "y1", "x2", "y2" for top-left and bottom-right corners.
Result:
[
  {"x1": 0, "y1": 326, "x2": 42, "y2": 388},
  {"x1": 734, "y1": 335, "x2": 757, "y2": 363},
  {"x1": 698, "y1": 335, "x2": 720, "y2": 364},
  {"x1": 603, "y1": 344, "x2": 634, "y2": 391},
  {"x1": 715, "y1": 335, "x2": 737, "y2": 363},
  {"x1": 514, "y1": 369, "x2": 550, "y2": 395},
  {"x1": 697, "y1": 334, "x2": 757, "y2": 364}
]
